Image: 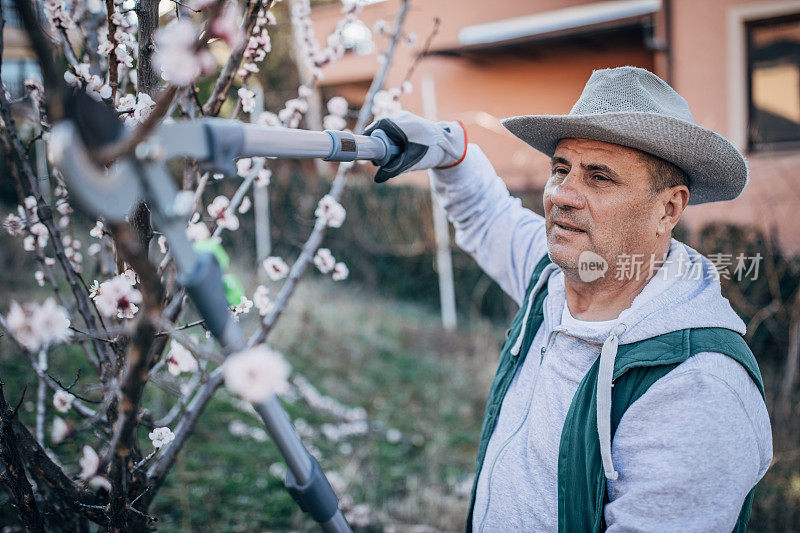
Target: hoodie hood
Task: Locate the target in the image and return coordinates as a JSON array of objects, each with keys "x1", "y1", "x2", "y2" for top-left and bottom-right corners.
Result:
[
  {"x1": 513, "y1": 238, "x2": 747, "y2": 482},
  {"x1": 546, "y1": 238, "x2": 746, "y2": 345}
]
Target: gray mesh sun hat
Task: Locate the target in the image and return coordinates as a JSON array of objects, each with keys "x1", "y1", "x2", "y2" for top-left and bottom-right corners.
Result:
[{"x1": 501, "y1": 66, "x2": 749, "y2": 205}]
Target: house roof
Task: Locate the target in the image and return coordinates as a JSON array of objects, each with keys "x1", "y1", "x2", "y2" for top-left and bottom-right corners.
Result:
[{"x1": 455, "y1": 0, "x2": 661, "y2": 50}]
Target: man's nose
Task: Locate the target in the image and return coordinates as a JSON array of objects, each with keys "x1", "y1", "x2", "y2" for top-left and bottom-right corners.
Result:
[{"x1": 549, "y1": 175, "x2": 586, "y2": 210}]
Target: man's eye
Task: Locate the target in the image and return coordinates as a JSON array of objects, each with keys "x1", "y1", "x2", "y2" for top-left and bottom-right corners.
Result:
[
  {"x1": 592, "y1": 173, "x2": 612, "y2": 182},
  {"x1": 552, "y1": 167, "x2": 568, "y2": 176}
]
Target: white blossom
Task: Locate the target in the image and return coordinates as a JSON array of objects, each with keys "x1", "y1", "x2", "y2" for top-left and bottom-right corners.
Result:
[
  {"x1": 34, "y1": 270, "x2": 45, "y2": 286},
  {"x1": 236, "y1": 158, "x2": 252, "y2": 177},
  {"x1": 51, "y1": 416, "x2": 69, "y2": 444},
  {"x1": 238, "y1": 196, "x2": 251, "y2": 214},
  {"x1": 186, "y1": 222, "x2": 210, "y2": 242},
  {"x1": 89, "y1": 220, "x2": 104, "y2": 239},
  {"x1": 372, "y1": 89, "x2": 402, "y2": 119},
  {"x1": 326, "y1": 96, "x2": 348, "y2": 117},
  {"x1": 6, "y1": 298, "x2": 70, "y2": 351},
  {"x1": 255, "y1": 167, "x2": 272, "y2": 187},
  {"x1": 87, "y1": 243, "x2": 101, "y2": 256},
  {"x1": 148, "y1": 426, "x2": 175, "y2": 448},
  {"x1": 253, "y1": 285, "x2": 273, "y2": 316},
  {"x1": 262, "y1": 256, "x2": 289, "y2": 281},
  {"x1": 315, "y1": 195, "x2": 346, "y2": 228},
  {"x1": 386, "y1": 428, "x2": 402, "y2": 443},
  {"x1": 30, "y1": 222, "x2": 49, "y2": 247},
  {"x1": 53, "y1": 389, "x2": 75, "y2": 413},
  {"x1": 238, "y1": 87, "x2": 255, "y2": 113},
  {"x1": 228, "y1": 419, "x2": 248, "y2": 437},
  {"x1": 232, "y1": 295, "x2": 253, "y2": 316},
  {"x1": 166, "y1": 341, "x2": 198, "y2": 376},
  {"x1": 79, "y1": 445, "x2": 100, "y2": 480},
  {"x1": 332, "y1": 262, "x2": 349, "y2": 281},
  {"x1": 3, "y1": 213, "x2": 24, "y2": 236},
  {"x1": 223, "y1": 345, "x2": 291, "y2": 403},
  {"x1": 323, "y1": 114, "x2": 347, "y2": 131},
  {"x1": 314, "y1": 248, "x2": 335, "y2": 274}
]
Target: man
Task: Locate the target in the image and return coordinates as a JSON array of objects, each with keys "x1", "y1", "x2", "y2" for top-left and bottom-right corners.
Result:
[{"x1": 368, "y1": 67, "x2": 772, "y2": 531}]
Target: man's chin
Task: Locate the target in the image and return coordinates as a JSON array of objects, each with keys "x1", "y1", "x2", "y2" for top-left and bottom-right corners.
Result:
[{"x1": 546, "y1": 241, "x2": 580, "y2": 271}]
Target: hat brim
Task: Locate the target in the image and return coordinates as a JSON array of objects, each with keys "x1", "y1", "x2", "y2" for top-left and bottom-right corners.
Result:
[{"x1": 501, "y1": 112, "x2": 749, "y2": 205}]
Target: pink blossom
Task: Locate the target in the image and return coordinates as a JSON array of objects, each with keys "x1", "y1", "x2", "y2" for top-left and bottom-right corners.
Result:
[
  {"x1": 154, "y1": 19, "x2": 202, "y2": 86},
  {"x1": 314, "y1": 248, "x2": 335, "y2": 274},
  {"x1": 223, "y1": 345, "x2": 291, "y2": 403},
  {"x1": 314, "y1": 195, "x2": 346, "y2": 228},
  {"x1": 208, "y1": 195, "x2": 239, "y2": 231},
  {"x1": 210, "y1": 1, "x2": 244, "y2": 48},
  {"x1": 166, "y1": 341, "x2": 198, "y2": 376},
  {"x1": 92, "y1": 274, "x2": 142, "y2": 319},
  {"x1": 262, "y1": 256, "x2": 289, "y2": 281}
]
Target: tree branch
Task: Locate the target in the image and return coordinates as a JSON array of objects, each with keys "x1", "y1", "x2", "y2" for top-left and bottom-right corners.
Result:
[
  {"x1": 250, "y1": 0, "x2": 411, "y2": 346},
  {"x1": 0, "y1": 383, "x2": 45, "y2": 532},
  {"x1": 202, "y1": 0, "x2": 271, "y2": 116}
]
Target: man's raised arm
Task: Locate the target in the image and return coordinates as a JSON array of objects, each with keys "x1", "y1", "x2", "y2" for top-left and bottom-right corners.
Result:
[{"x1": 369, "y1": 111, "x2": 548, "y2": 305}]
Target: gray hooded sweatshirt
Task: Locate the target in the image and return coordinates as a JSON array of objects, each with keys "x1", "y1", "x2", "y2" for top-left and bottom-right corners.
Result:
[{"x1": 430, "y1": 145, "x2": 773, "y2": 532}]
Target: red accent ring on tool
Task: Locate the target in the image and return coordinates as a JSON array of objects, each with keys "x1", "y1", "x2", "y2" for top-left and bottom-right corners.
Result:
[{"x1": 437, "y1": 120, "x2": 468, "y2": 169}]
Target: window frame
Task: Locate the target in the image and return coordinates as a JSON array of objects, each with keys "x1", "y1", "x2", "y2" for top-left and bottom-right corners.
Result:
[{"x1": 745, "y1": 12, "x2": 800, "y2": 153}]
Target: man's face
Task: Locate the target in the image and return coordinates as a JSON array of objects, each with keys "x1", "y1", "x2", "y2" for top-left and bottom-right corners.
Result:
[{"x1": 544, "y1": 138, "x2": 663, "y2": 278}]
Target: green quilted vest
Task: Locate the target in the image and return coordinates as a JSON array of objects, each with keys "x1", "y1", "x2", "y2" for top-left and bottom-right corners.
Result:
[{"x1": 465, "y1": 255, "x2": 765, "y2": 533}]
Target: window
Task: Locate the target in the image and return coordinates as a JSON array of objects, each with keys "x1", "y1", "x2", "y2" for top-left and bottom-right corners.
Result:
[
  {"x1": 0, "y1": 59, "x2": 41, "y2": 98},
  {"x1": 1, "y1": 0, "x2": 22, "y2": 28},
  {"x1": 747, "y1": 13, "x2": 800, "y2": 152}
]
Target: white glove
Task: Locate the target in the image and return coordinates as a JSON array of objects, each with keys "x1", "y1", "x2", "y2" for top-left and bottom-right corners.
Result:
[{"x1": 366, "y1": 111, "x2": 467, "y2": 182}]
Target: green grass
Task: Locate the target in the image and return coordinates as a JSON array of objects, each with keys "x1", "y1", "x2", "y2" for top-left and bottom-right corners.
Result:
[{"x1": 1, "y1": 271, "x2": 503, "y2": 531}]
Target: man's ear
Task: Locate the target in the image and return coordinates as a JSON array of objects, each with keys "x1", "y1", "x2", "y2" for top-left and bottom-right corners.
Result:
[{"x1": 657, "y1": 185, "x2": 690, "y2": 236}]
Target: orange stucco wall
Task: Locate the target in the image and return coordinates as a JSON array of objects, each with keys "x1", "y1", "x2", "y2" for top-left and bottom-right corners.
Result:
[{"x1": 311, "y1": 0, "x2": 800, "y2": 252}]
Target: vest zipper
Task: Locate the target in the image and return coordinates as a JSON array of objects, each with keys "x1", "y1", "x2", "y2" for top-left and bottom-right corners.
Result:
[{"x1": 477, "y1": 298, "x2": 556, "y2": 532}]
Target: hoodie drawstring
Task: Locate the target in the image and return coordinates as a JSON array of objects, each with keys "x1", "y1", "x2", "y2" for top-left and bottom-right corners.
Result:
[
  {"x1": 597, "y1": 323, "x2": 627, "y2": 481},
  {"x1": 511, "y1": 264, "x2": 558, "y2": 356}
]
